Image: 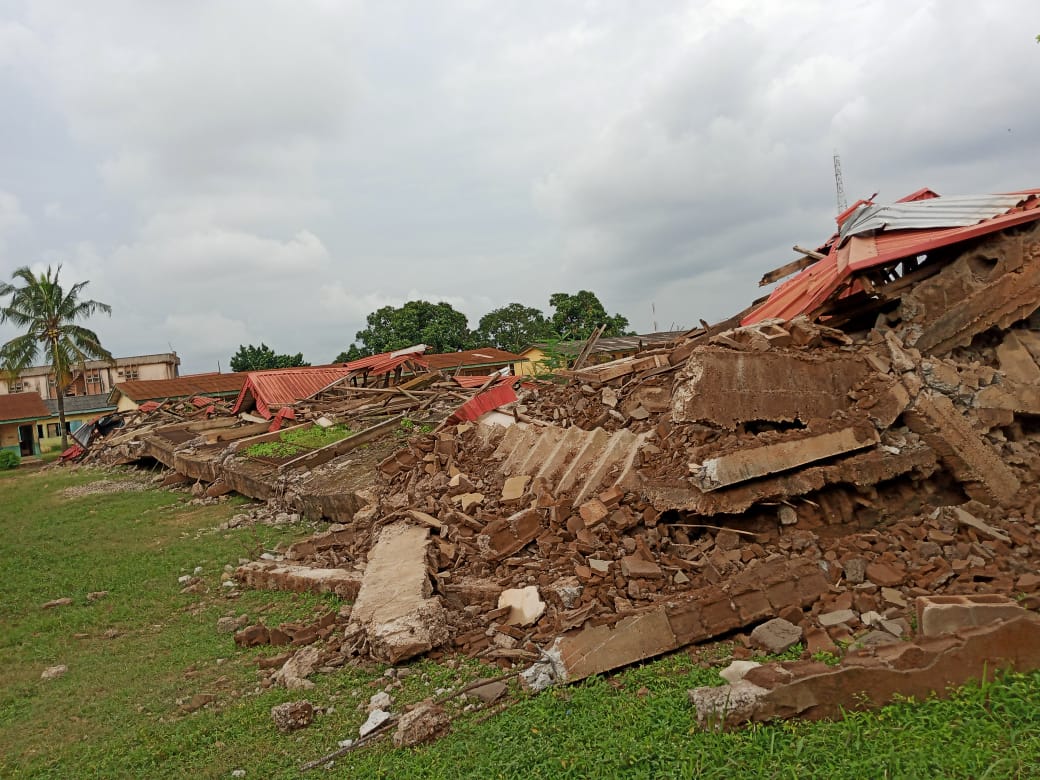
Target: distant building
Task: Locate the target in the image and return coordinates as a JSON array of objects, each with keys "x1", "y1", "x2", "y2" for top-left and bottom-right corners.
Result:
[
  {"x1": 516, "y1": 332, "x2": 686, "y2": 377},
  {"x1": 0, "y1": 392, "x2": 49, "y2": 457},
  {"x1": 108, "y1": 372, "x2": 247, "y2": 412},
  {"x1": 0, "y1": 352, "x2": 181, "y2": 400}
]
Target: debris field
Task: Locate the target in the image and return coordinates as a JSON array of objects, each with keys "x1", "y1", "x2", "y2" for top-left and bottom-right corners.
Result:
[{"x1": 78, "y1": 188, "x2": 1040, "y2": 732}]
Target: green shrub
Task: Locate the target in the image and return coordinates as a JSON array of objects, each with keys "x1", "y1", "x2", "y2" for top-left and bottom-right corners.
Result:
[{"x1": 0, "y1": 450, "x2": 20, "y2": 470}]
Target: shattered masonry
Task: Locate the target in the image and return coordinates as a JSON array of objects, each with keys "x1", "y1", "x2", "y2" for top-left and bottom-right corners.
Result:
[{"x1": 81, "y1": 188, "x2": 1040, "y2": 722}]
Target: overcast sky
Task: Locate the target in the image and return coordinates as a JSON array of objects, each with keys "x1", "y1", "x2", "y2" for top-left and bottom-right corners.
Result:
[{"x1": 1, "y1": 1, "x2": 1038, "y2": 373}]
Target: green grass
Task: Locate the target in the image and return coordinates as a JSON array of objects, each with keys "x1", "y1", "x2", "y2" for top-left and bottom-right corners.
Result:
[
  {"x1": 2, "y1": 467, "x2": 1040, "y2": 778},
  {"x1": 245, "y1": 424, "x2": 353, "y2": 459}
]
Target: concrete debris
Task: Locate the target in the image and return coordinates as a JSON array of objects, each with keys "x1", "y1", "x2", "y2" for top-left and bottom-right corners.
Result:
[
  {"x1": 272, "y1": 645, "x2": 324, "y2": 690},
  {"x1": 497, "y1": 586, "x2": 545, "y2": 626},
  {"x1": 750, "y1": 618, "x2": 803, "y2": 654},
  {"x1": 392, "y1": 700, "x2": 451, "y2": 747},
  {"x1": 271, "y1": 700, "x2": 314, "y2": 733},
  {"x1": 346, "y1": 522, "x2": 448, "y2": 664},
  {"x1": 359, "y1": 708, "x2": 392, "y2": 738},
  {"x1": 689, "y1": 614, "x2": 1040, "y2": 728},
  {"x1": 77, "y1": 195, "x2": 1040, "y2": 731},
  {"x1": 719, "y1": 660, "x2": 762, "y2": 684}
]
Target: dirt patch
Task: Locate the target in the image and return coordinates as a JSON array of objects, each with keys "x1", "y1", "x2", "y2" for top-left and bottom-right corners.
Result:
[{"x1": 62, "y1": 476, "x2": 155, "y2": 499}]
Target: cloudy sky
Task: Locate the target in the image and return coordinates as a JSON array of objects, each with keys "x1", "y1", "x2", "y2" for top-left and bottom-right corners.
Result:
[{"x1": 1, "y1": 1, "x2": 1038, "y2": 373}]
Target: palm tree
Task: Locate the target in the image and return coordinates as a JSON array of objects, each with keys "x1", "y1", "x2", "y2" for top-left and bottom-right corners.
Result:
[{"x1": 0, "y1": 265, "x2": 113, "y2": 450}]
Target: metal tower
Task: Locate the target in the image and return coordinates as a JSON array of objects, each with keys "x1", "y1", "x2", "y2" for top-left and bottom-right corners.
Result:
[{"x1": 833, "y1": 152, "x2": 848, "y2": 214}]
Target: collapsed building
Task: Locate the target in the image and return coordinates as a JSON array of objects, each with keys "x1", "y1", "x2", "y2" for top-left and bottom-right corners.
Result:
[{"x1": 81, "y1": 188, "x2": 1040, "y2": 725}]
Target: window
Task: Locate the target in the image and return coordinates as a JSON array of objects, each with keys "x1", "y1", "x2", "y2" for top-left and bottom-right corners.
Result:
[
  {"x1": 86, "y1": 372, "x2": 101, "y2": 384},
  {"x1": 124, "y1": 368, "x2": 139, "y2": 381},
  {"x1": 10, "y1": 381, "x2": 25, "y2": 393},
  {"x1": 46, "y1": 423, "x2": 62, "y2": 438}
]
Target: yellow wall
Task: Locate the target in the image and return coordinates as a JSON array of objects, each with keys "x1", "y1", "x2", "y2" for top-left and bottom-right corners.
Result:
[
  {"x1": 1, "y1": 423, "x2": 22, "y2": 451},
  {"x1": 515, "y1": 348, "x2": 546, "y2": 377},
  {"x1": 35, "y1": 410, "x2": 106, "y2": 451}
]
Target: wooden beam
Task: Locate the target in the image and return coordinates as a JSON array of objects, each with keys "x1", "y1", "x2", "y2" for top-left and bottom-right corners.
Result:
[
  {"x1": 792, "y1": 244, "x2": 826, "y2": 260},
  {"x1": 759, "y1": 255, "x2": 816, "y2": 287},
  {"x1": 571, "y1": 324, "x2": 607, "y2": 371}
]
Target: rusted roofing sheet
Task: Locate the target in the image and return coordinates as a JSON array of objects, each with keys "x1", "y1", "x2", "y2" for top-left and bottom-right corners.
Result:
[
  {"x1": 111, "y1": 373, "x2": 246, "y2": 403},
  {"x1": 344, "y1": 344, "x2": 428, "y2": 373},
  {"x1": 452, "y1": 374, "x2": 516, "y2": 388},
  {"x1": 0, "y1": 391, "x2": 49, "y2": 423},
  {"x1": 424, "y1": 348, "x2": 522, "y2": 371},
  {"x1": 232, "y1": 367, "x2": 354, "y2": 419},
  {"x1": 744, "y1": 190, "x2": 1040, "y2": 325},
  {"x1": 345, "y1": 352, "x2": 429, "y2": 376}
]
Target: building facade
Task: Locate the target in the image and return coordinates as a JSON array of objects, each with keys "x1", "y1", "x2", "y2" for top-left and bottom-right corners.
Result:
[{"x1": 0, "y1": 353, "x2": 180, "y2": 400}]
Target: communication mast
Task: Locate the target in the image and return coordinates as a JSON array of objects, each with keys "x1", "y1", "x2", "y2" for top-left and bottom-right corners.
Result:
[{"x1": 833, "y1": 152, "x2": 848, "y2": 214}]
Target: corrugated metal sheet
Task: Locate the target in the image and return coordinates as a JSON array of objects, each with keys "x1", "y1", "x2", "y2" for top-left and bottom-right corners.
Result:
[
  {"x1": 452, "y1": 374, "x2": 516, "y2": 388},
  {"x1": 113, "y1": 373, "x2": 246, "y2": 403},
  {"x1": 745, "y1": 190, "x2": 1040, "y2": 325},
  {"x1": 0, "y1": 391, "x2": 50, "y2": 423},
  {"x1": 838, "y1": 194, "x2": 1027, "y2": 242},
  {"x1": 232, "y1": 367, "x2": 354, "y2": 419},
  {"x1": 424, "y1": 348, "x2": 522, "y2": 371},
  {"x1": 446, "y1": 383, "x2": 518, "y2": 424},
  {"x1": 344, "y1": 344, "x2": 428, "y2": 372}
]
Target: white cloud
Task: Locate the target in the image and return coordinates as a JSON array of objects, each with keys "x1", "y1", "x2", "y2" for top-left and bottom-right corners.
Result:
[{"x1": 2, "y1": 0, "x2": 1039, "y2": 368}]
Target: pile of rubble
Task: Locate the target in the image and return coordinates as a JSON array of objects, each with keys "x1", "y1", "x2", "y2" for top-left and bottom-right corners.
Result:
[{"x1": 82, "y1": 189, "x2": 1040, "y2": 728}]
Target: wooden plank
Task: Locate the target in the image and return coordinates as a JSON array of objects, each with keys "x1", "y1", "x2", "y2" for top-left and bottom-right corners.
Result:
[
  {"x1": 571, "y1": 324, "x2": 606, "y2": 371},
  {"x1": 793, "y1": 244, "x2": 827, "y2": 260},
  {"x1": 759, "y1": 254, "x2": 816, "y2": 287},
  {"x1": 279, "y1": 414, "x2": 405, "y2": 473}
]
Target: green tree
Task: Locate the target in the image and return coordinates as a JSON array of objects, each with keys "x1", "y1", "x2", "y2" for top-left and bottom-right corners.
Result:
[
  {"x1": 229, "y1": 343, "x2": 309, "y2": 372},
  {"x1": 333, "y1": 344, "x2": 365, "y2": 363},
  {"x1": 548, "y1": 290, "x2": 632, "y2": 340},
  {"x1": 352, "y1": 300, "x2": 473, "y2": 355},
  {"x1": 0, "y1": 265, "x2": 113, "y2": 450},
  {"x1": 475, "y1": 303, "x2": 553, "y2": 353}
]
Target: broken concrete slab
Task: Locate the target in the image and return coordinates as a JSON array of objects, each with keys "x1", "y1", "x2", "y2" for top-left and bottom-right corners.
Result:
[
  {"x1": 904, "y1": 391, "x2": 1020, "y2": 505},
  {"x1": 690, "y1": 424, "x2": 880, "y2": 492},
  {"x1": 235, "y1": 561, "x2": 361, "y2": 600},
  {"x1": 346, "y1": 522, "x2": 448, "y2": 664},
  {"x1": 690, "y1": 615, "x2": 1040, "y2": 727},
  {"x1": 672, "y1": 349, "x2": 870, "y2": 429}
]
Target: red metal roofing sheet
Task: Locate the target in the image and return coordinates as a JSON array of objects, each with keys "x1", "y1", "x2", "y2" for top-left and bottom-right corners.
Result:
[
  {"x1": 345, "y1": 352, "x2": 429, "y2": 376},
  {"x1": 115, "y1": 373, "x2": 246, "y2": 402},
  {"x1": 424, "y1": 348, "x2": 522, "y2": 371},
  {"x1": 0, "y1": 391, "x2": 50, "y2": 422},
  {"x1": 744, "y1": 190, "x2": 1040, "y2": 325},
  {"x1": 231, "y1": 367, "x2": 354, "y2": 419},
  {"x1": 446, "y1": 383, "x2": 518, "y2": 424},
  {"x1": 451, "y1": 374, "x2": 516, "y2": 388}
]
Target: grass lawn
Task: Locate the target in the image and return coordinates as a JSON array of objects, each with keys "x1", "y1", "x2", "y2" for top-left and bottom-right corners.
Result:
[{"x1": 2, "y1": 466, "x2": 1039, "y2": 779}]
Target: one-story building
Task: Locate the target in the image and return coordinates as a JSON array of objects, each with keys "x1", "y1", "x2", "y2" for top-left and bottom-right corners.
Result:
[
  {"x1": 35, "y1": 394, "x2": 117, "y2": 453},
  {"x1": 108, "y1": 372, "x2": 247, "y2": 412},
  {"x1": 0, "y1": 392, "x2": 50, "y2": 458}
]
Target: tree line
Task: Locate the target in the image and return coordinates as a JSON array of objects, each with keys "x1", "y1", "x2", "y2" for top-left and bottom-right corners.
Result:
[{"x1": 230, "y1": 290, "x2": 632, "y2": 369}]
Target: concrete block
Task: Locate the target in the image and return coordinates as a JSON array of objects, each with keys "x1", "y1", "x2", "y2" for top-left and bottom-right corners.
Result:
[{"x1": 916, "y1": 594, "x2": 1028, "y2": 638}]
